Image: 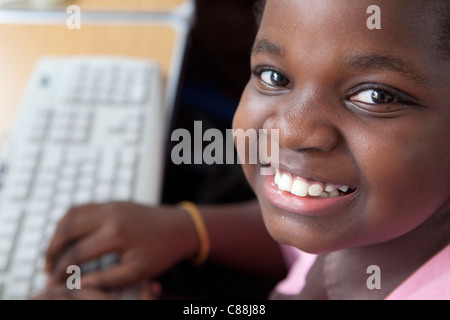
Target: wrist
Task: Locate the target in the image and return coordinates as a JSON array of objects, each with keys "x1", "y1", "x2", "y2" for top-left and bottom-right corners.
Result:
[{"x1": 178, "y1": 201, "x2": 210, "y2": 266}]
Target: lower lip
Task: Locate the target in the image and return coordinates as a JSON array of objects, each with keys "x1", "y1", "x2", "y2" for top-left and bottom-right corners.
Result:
[{"x1": 263, "y1": 175, "x2": 357, "y2": 217}]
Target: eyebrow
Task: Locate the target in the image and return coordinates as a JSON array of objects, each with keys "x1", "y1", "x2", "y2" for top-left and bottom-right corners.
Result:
[
  {"x1": 252, "y1": 39, "x2": 432, "y2": 86},
  {"x1": 252, "y1": 39, "x2": 284, "y2": 57},
  {"x1": 343, "y1": 54, "x2": 431, "y2": 86}
]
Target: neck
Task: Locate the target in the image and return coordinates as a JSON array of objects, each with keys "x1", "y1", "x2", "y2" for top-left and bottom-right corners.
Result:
[{"x1": 324, "y1": 201, "x2": 450, "y2": 300}]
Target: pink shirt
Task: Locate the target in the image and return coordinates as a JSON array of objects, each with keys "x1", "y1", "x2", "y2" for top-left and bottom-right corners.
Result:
[{"x1": 275, "y1": 244, "x2": 450, "y2": 300}]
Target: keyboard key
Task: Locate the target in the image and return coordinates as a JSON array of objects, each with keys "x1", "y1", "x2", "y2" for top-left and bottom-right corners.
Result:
[
  {"x1": 72, "y1": 189, "x2": 92, "y2": 206},
  {"x1": 35, "y1": 165, "x2": 58, "y2": 182},
  {"x1": 126, "y1": 82, "x2": 147, "y2": 104},
  {"x1": 26, "y1": 199, "x2": 50, "y2": 215},
  {"x1": 118, "y1": 152, "x2": 138, "y2": 167},
  {"x1": 40, "y1": 148, "x2": 64, "y2": 171},
  {"x1": 49, "y1": 206, "x2": 69, "y2": 223},
  {"x1": 3, "y1": 281, "x2": 30, "y2": 300},
  {"x1": 48, "y1": 124, "x2": 69, "y2": 143},
  {"x1": 77, "y1": 175, "x2": 95, "y2": 190},
  {"x1": 8, "y1": 183, "x2": 30, "y2": 201},
  {"x1": 17, "y1": 229, "x2": 42, "y2": 246},
  {"x1": 30, "y1": 272, "x2": 48, "y2": 297},
  {"x1": 112, "y1": 184, "x2": 132, "y2": 201},
  {"x1": 0, "y1": 254, "x2": 10, "y2": 271},
  {"x1": 94, "y1": 183, "x2": 111, "y2": 203},
  {"x1": 97, "y1": 151, "x2": 117, "y2": 182},
  {"x1": 0, "y1": 238, "x2": 13, "y2": 270},
  {"x1": 0, "y1": 237, "x2": 14, "y2": 254},
  {"x1": 0, "y1": 205, "x2": 22, "y2": 222},
  {"x1": 0, "y1": 222, "x2": 18, "y2": 238},
  {"x1": 116, "y1": 166, "x2": 135, "y2": 184},
  {"x1": 79, "y1": 161, "x2": 96, "y2": 177},
  {"x1": 10, "y1": 262, "x2": 35, "y2": 281},
  {"x1": 23, "y1": 213, "x2": 47, "y2": 230},
  {"x1": 57, "y1": 179, "x2": 75, "y2": 194},
  {"x1": 53, "y1": 193, "x2": 72, "y2": 208},
  {"x1": 15, "y1": 243, "x2": 40, "y2": 264},
  {"x1": 70, "y1": 124, "x2": 90, "y2": 143}
]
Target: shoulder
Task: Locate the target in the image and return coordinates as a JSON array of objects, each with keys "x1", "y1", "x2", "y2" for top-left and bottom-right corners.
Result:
[
  {"x1": 386, "y1": 244, "x2": 450, "y2": 300},
  {"x1": 273, "y1": 245, "x2": 318, "y2": 296}
]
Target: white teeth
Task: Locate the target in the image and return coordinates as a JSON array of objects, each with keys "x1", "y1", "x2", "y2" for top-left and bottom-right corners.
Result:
[
  {"x1": 325, "y1": 185, "x2": 340, "y2": 197},
  {"x1": 274, "y1": 170, "x2": 281, "y2": 185},
  {"x1": 278, "y1": 173, "x2": 293, "y2": 192},
  {"x1": 308, "y1": 183, "x2": 324, "y2": 197},
  {"x1": 324, "y1": 185, "x2": 337, "y2": 193},
  {"x1": 291, "y1": 179, "x2": 309, "y2": 197},
  {"x1": 328, "y1": 189, "x2": 340, "y2": 197},
  {"x1": 274, "y1": 170, "x2": 353, "y2": 198}
]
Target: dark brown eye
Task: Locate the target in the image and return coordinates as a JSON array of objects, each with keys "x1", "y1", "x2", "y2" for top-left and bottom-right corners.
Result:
[
  {"x1": 351, "y1": 89, "x2": 396, "y2": 104},
  {"x1": 260, "y1": 70, "x2": 289, "y2": 87},
  {"x1": 372, "y1": 90, "x2": 394, "y2": 104}
]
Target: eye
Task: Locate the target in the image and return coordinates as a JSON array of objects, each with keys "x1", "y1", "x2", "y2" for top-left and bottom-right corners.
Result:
[
  {"x1": 258, "y1": 69, "x2": 290, "y2": 87},
  {"x1": 347, "y1": 85, "x2": 419, "y2": 116},
  {"x1": 351, "y1": 89, "x2": 396, "y2": 104}
]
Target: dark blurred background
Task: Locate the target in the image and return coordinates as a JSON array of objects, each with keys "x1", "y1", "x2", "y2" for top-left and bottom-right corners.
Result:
[
  {"x1": 159, "y1": 0, "x2": 280, "y2": 299},
  {"x1": 162, "y1": 0, "x2": 260, "y2": 205}
]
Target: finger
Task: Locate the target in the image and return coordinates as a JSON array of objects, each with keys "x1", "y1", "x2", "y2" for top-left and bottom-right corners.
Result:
[
  {"x1": 45, "y1": 204, "x2": 106, "y2": 272},
  {"x1": 140, "y1": 281, "x2": 162, "y2": 300},
  {"x1": 47, "y1": 226, "x2": 122, "y2": 285},
  {"x1": 79, "y1": 260, "x2": 146, "y2": 291},
  {"x1": 33, "y1": 286, "x2": 112, "y2": 300},
  {"x1": 32, "y1": 285, "x2": 75, "y2": 300},
  {"x1": 68, "y1": 287, "x2": 112, "y2": 300}
]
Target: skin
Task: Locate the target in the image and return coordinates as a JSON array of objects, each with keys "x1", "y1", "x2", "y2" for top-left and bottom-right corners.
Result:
[
  {"x1": 233, "y1": 0, "x2": 450, "y2": 298},
  {"x1": 38, "y1": 0, "x2": 449, "y2": 300},
  {"x1": 42, "y1": 201, "x2": 286, "y2": 298}
]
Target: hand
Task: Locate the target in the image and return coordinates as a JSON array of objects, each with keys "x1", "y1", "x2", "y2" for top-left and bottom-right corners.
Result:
[
  {"x1": 33, "y1": 281, "x2": 162, "y2": 300},
  {"x1": 44, "y1": 202, "x2": 198, "y2": 291},
  {"x1": 33, "y1": 285, "x2": 114, "y2": 300}
]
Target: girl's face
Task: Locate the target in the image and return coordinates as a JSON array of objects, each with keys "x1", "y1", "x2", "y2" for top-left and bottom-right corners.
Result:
[{"x1": 233, "y1": 0, "x2": 450, "y2": 253}]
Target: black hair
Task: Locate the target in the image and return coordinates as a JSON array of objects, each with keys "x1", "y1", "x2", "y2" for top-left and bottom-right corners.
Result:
[
  {"x1": 434, "y1": 1, "x2": 450, "y2": 60},
  {"x1": 253, "y1": 0, "x2": 450, "y2": 61},
  {"x1": 253, "y1": 0, "x2": 266, "y2": 27}
]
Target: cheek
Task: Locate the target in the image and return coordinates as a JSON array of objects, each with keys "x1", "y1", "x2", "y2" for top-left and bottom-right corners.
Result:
[
  {"x1": 232, "y1": 85, "x2": 271, "y2": 184},
  {"x1": 232, "y1": 85, "x2": 267, "y2": 131},
  {"x1": 350, "y1": 122, "x2": 450, "y2": 238}
]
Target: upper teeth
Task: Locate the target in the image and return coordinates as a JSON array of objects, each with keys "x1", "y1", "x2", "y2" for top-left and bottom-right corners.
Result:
[{"x1": 274, "y1": 170, "x2": 351, "y2": 198}]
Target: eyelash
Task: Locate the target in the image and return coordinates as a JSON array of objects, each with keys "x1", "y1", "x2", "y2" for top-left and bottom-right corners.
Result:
[
  {"x1": 347, "y1": 84, "x2": 417, "y2": 115},
  {"x1": 252, "y1": 67, "x2": 290, "y2": 88},
  {"x1": 348, "y1": 84, "x2": 411, "y2": 104},
  {"x1": 252, "y1": 66, "x2": 418, "y2": 115},
  {"x1": 252, "y1": 66, "x2": 412, "y2": 99}
]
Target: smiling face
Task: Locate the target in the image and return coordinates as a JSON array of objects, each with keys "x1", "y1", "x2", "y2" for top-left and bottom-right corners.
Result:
[{"x1": 233, "y1": 0, "x2": 450, "y2": 253}]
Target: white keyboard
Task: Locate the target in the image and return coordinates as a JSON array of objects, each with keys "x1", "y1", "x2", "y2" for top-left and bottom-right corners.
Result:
[{"x1": 0, "y1": 55, "x2": 165, "y2": 299}]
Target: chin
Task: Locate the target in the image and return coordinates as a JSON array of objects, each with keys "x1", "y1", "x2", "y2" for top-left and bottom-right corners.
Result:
[{"x1": 258, "y1": 201, "x2": 376, "y2": 254}]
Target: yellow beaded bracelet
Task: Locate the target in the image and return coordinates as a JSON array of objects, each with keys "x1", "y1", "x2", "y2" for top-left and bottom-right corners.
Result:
[{"x1": 178, "y1": 201, "x2": 210, "y2": 266}]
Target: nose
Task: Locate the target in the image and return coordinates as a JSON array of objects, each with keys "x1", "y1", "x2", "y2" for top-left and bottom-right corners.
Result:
[{"x1": 264, "y1": 95, "x2": 341, "y2": 153}]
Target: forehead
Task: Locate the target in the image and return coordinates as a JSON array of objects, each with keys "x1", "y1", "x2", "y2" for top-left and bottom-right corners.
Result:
[
  {"x1": 261, "y1": 0, "x2": 430, "y2": 46},
  {"x1": 258, "y1": 0, "x2": 447, "y2": 81}
]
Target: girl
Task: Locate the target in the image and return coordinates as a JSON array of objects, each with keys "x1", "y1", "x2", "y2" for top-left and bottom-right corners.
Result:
[{"x1": 39, "y1": 0, "x2": 449, "y2": 300}]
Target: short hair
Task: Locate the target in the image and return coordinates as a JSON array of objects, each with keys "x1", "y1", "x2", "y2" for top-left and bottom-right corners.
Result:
[
  {"x1": 253, "y1": 0, "x2": 450, "y2": 61},
  {"x1": 434, "y1": 1, "x2": 450, "y2": 60},
  {"x1": 253, "y1": 0, "x2": 266, "y2": 27}
]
